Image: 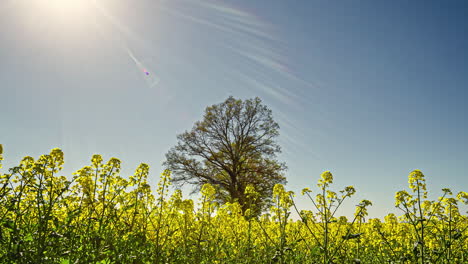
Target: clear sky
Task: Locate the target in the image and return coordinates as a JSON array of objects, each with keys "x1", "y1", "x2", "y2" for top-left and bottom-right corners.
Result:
[{"x1": 1, "y1": 0, "x2": 467, "y2": 219}]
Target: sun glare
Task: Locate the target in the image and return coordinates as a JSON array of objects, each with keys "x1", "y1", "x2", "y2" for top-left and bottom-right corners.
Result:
[
  {"x1": 28, "y1": 0, "x2": 96, "y2": 23},
  {"x1": 11, "y1": 0, "x2": 103, "y2": 48},
  {"x1": 43, "y1": 0, "x2": 91, "y2": 12}
]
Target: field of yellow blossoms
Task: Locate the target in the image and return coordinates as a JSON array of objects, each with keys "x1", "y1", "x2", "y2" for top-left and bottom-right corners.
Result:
[{"x1": 0, "y1": 148, "x2": 466, "y2": 263}]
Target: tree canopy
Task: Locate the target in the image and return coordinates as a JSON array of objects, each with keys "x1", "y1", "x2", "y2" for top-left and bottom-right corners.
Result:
[{"x1": 164, "y1": 96, "x2": 287, "y2": 214}]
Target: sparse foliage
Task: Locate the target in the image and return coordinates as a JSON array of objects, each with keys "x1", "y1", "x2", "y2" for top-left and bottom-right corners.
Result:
[{"x1": 164, "y1": 96, "x2": 287, "y2": 214}]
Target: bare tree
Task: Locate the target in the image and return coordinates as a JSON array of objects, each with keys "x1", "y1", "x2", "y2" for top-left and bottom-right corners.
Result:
[{"x1": 164, "y1": 96, "x2": 286, "y2": 214}]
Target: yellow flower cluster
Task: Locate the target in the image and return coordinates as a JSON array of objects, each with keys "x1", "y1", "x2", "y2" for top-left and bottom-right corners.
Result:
[{"x1": 0, "y1": 148, "x2": 466, "y2": 263}]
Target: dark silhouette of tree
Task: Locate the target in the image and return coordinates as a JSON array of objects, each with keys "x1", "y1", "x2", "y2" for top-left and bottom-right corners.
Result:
[{"x1": 164, "y1": 96, "x2": 286, "y2": 214}]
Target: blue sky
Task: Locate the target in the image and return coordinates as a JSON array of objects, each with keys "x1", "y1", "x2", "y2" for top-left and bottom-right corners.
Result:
[{"x1": 1, "y1": 0, "x2": 467, "y2": 218}]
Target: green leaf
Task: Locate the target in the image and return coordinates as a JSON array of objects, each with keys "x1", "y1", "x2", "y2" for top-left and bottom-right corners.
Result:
[{"x1": 24, "y1": 233, "x2": 33, "y2": 242}]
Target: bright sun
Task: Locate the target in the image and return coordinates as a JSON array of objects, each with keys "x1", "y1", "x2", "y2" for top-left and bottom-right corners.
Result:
[
  {"x1": 50, "y1": 0, "x2": 91, "y2": 11},
  {"x1": 27, "y1": 0, "x2": 95, "y2": 22},
  {"x1": 11, "y1": 0, "x2": 103, "y2": 46}
]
